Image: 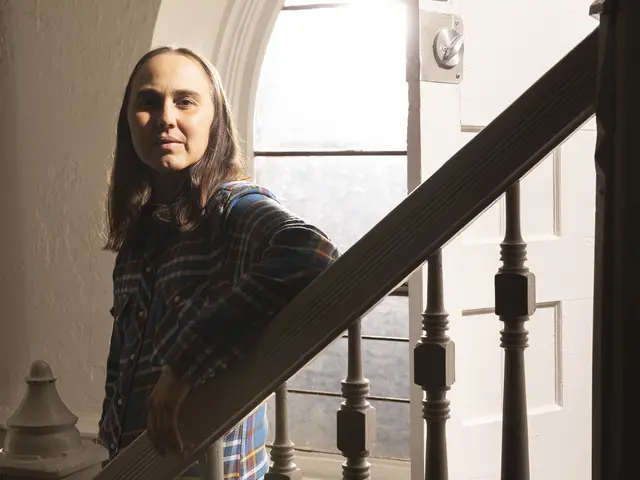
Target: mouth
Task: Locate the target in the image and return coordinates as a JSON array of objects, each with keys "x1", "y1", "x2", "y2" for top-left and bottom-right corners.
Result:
[
  {"x1": 153, "y1": 137, "x2": 184, "y2": 150},
  {"x1": 154, "y1": 136, "x2": 183, "y2": 145}
]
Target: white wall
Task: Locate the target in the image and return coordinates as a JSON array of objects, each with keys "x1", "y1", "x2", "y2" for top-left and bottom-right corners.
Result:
[{"x1": 0, "y1": 0, "x2": 161, "y2": 432}]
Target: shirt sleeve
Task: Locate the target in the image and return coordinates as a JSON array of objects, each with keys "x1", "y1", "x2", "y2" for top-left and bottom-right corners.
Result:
[
  {"x1": 98, "y1": 320, "x2": 122, "y2": 440},
  {"x1": 162, "y1": 192, "x2": 340, "y2": 387}
]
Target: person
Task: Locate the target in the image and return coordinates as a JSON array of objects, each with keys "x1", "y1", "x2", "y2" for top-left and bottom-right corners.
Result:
[{"x1": 97, "y1": 46, "x2": 339, "y2": 480}]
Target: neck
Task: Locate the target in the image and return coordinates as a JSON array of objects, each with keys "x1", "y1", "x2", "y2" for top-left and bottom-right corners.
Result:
[{"x1": 150, "y1": 170, "x2": 188, "y2": 205}]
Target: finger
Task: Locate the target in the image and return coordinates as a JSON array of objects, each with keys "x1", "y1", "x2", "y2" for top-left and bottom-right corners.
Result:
[
  {"x1": 177, "y1": 422, "x2": 194, "y2": 455},
  {"x1": 183, "y1": 434, "x2": 195, "y2": 455},
  {"x1": 157, "y1": 405, "x2": 172, "y2": 454},
  {"x1": 149, "y1": 403, "x2": 166, "y2": 456},
  {"x1": 147, "y1": 409, "x2": 158, "y2": 453},
  {"x1": 168, "y1": 408, "x2": 184, "y2": 453}
]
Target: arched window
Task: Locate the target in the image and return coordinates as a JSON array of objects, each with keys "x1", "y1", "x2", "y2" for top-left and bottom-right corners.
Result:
[{"x1": 254, "y1": 0, "x2": 410, "y2": 459}]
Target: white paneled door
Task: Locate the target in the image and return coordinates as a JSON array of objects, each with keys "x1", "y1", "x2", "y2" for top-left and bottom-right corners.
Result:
[{"x1": 410, "y1": 1, "x2": 598, "y2": 479}]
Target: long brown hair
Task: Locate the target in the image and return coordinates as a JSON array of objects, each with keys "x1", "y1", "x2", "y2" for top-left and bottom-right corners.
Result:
[{"x1": 103, "y1": 46, "x2": 245, "y2": 252}]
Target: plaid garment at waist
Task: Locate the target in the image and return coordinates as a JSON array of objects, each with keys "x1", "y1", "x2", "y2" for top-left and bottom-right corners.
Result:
[{"x1": 179, "y1": 404, "x2": 269, "y2": 479}]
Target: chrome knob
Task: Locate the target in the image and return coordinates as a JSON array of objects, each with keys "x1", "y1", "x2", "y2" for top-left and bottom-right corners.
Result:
[{"x1": 433, "y1": 28, "x2": 464, "y2": 69}]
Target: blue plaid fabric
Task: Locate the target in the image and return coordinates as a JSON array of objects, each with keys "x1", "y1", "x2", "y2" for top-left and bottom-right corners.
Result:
[
  {"x1": 98, "y1": 181, "x2": 339, "y2": 479},
  {"x1": 180, "y1": 403, "x2": 269, "y2": 479}
]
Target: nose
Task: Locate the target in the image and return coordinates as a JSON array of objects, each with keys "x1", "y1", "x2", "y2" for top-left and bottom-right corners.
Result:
[{"x1": 157, "y1": 101, "x2": 176, "y2": 129}]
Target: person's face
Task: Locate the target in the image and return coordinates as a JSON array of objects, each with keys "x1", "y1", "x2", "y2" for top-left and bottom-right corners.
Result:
[{"x1": 127, "y1": 53, "x2": 215, "y2": 173}]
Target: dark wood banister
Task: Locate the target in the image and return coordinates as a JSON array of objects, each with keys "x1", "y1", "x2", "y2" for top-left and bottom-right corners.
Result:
[{"x1": 97, "y1": 28, "x2": 598, "y2": 480}]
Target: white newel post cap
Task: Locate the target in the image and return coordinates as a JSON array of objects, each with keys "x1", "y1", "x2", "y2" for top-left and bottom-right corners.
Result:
[{"x1": 0, "y1": 360, "x2": 108, "y2": 479}]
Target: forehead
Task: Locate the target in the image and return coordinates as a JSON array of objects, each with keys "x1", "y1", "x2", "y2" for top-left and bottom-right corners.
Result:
[{"x1": 130, "y1": 53, "x2": 211, "y2": 94}]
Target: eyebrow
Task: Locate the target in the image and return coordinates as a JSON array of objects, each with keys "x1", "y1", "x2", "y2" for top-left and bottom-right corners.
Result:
[{"x1": 135, "y1": 87, "x2": 203, "y2": 100}]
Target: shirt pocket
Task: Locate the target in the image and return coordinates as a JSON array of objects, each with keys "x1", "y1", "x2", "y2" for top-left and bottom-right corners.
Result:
[
  {"x1": 109, "y1": 289, "x2": 140, "y2": 347},
  {"x1": 110, "y1": 286, "x2": 139, "y2": 336},
  {"x1": 150, "y1": 281, "x2": 202, "y2": 366},
  {"x1": 111, "y1": 264, "x2": 140, "y2": 322}
]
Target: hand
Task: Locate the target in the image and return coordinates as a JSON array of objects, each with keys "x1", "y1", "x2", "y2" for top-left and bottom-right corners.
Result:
[{"x1": 147, "y1": 366, "x2": 193, "y2": 456}]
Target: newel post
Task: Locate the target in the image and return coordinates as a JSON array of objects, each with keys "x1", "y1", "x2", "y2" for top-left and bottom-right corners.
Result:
[
  {"x1": 590, "y1": 0, "x2": 640, "y2": 478},
  {"x1": 0, "y1": 360, "x2": 108, "y2": 479}
]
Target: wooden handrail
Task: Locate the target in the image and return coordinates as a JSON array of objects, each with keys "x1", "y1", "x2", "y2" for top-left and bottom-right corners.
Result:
[{"x1": 97, "y1": 28, "x2": 598, "y2": 480}]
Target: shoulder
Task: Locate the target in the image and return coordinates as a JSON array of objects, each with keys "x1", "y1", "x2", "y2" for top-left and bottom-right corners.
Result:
[
  {"x1": 213, "y1": 180, "x2": 295, "y2": 226},
  {"x1": 209, "y1": 181, "x2": 338, "y2": 259},
  {"x1": 216, "y1": 180, "x2": 281, "y2": 217},
  {"x1": 208, "y1": 180, "x2": 295, "y2": 239}
]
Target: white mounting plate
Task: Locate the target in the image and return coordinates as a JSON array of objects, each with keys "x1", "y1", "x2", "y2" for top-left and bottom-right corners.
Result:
[{"x1": 420, "y1": 11, "x2": 464, "y2": 84}]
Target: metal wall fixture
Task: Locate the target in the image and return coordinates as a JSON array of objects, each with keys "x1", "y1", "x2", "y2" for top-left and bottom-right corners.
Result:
[{"x1": 420, "y1": 11, "x2": 464, "y2": 84}]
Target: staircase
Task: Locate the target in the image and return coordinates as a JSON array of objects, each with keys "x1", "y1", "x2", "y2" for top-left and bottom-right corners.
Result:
[{"x1": 96, "y1": 20, "x2": 597, "y2": 480}]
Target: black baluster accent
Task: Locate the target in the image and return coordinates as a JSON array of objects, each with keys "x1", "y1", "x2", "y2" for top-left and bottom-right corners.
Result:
[
  {"x1": 590, "y1": 2, "x2": 640, "y2": 479},
  {"x1": 414, "y1": 249, "x2": 455, "y2": 480},
  {"x1": 265, "y1": 383, "x2": 301, "y2": 480},
  {"x1": 495, "y1": 181, "x2": 535, "y2": 480},
  {"x1": 337, "y1": 319, "x2": 376, "y2": 480}
]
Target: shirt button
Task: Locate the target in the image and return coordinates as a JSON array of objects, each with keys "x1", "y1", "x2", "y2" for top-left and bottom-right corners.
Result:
[
  {"x1": 145, "y1": 266, "x2": 152, "y2": 273},
  {"x1": 130, "y1": 353, "x2": 136, "y2": 361},
  {"x1": 138, "y1": 310, "x2": 146, "y2": 318},
  {"x1": 110, "y1": 443, "x2": 116, "y2": 450},
  {"x1": 117, "y1": 398, "x2": 123, "y2": 406},
  {"x1": 174, "y1": 296, "x2": 180, "y2": 303}
]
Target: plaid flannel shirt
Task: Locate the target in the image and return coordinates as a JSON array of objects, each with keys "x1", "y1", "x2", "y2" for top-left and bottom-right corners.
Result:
[{"x1": 98, "y1": 181, "x2": 339, "y2": 479}]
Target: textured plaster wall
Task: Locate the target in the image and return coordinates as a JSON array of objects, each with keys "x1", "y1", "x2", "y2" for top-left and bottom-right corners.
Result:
[{"x1": 0, "y1": 0, "x2": 161, "y2": 433}]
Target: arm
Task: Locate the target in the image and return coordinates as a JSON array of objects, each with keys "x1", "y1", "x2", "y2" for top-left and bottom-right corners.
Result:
[{"x1": 163, "y1": 193, "x2": 339, "y2": 387}]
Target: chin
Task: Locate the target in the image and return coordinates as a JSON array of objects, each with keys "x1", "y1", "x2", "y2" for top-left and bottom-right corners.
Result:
[{"x1": 153, "y1": 155, "x2": 192, "y2": 172}]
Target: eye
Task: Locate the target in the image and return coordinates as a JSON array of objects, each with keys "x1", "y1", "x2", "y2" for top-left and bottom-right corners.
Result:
[
  {"x1": 134, "y1": 91, "x2": 160, "y2": 109},
  {"x1": 137, "y1": 97, "x2": 154, "y2": 108},
  {"x1": 176, "y1": 98, "x2": 196, "y2": 108}
]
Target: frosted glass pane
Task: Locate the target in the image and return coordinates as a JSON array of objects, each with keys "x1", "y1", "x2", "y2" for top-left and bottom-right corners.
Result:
[
  {"x1": 254, "y1": 156, "x2": 407, "y2": 253},
  {"x1": 361, "y1": 296, "x2": 409, "y2": 338},
  {"x1": 254, "y1": 4, "x2": 407, "y2": 151},
  {"x1": 288, "y1": 336, "x2": 410, "y2": 399}
]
